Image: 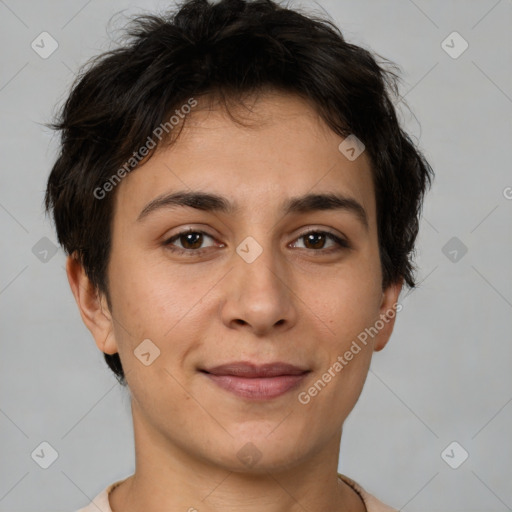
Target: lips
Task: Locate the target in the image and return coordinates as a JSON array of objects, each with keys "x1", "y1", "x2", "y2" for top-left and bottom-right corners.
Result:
[
  {"x1": 201, "y1": 361, "x2": 309, "y2": 378},
  {"x1": 200, "y1": 362, "x2": 310, "y2": 400}
]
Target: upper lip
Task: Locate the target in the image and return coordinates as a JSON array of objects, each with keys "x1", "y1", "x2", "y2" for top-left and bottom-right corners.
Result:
[{"x1": 201, "y1": 362, "x2": 310, "y2": 378}]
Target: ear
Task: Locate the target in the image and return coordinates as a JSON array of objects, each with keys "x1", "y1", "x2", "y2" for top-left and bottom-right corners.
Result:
[
  {"x1": 373, "y1": 278, "x2": 403, "y2": 352},
  {"x1": 66, "y1": 254, "x2": 118, "y2": 355}
]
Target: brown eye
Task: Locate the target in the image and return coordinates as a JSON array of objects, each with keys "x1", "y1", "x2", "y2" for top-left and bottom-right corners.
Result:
[
  {"x1": 176, "y1": 232, "x2": 204, "y2": 250},
  {"x1": 303, "y1": 232, "x2": 327, "y2": 250},
  {"x1": 163, "y1": 229, "x2": 218, "y2": 255},
  {"x1": 291, "y1": 230, "x2": 350, "y2": 253}
]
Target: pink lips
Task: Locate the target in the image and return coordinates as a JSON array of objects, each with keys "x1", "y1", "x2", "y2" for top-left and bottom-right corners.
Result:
[{"x1": 201, "y1": 362, "x2": 310, "y2": 400}]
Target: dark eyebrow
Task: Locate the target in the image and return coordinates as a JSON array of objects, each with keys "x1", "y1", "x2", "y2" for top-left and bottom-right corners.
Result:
[
  {"x1": 284, "y1": 193, "x2": 369, "y2": 231},
  {"x1": 137, "y1": 190, "x2": 369, "y2": 231}
]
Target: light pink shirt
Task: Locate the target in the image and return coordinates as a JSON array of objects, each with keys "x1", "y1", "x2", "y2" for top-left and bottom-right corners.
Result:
[{"x1": 75, "y1": 473, "x2": 397, "y2": 512}]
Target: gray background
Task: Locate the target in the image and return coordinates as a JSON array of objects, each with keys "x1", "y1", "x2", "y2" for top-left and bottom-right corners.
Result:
[{"x1": 1, "y1": 0, "x2": 511, "y2": 510}]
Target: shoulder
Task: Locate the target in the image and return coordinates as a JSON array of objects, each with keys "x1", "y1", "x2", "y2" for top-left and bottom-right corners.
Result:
[
  {"x1": 338, "y1": 473, "x2": 398, "y2": 512},
  {"x1": 73, "y1": 478, "x2": 128, "y2": 512}
]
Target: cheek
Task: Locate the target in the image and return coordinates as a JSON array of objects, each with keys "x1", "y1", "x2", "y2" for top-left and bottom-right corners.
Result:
[
  {"x1": 309, "y1": 266, "x2": 382, "y2": 345},
  {"x1": 109, "y1": 253, "x2": 188, "y2": 327},
  {"x1": 107, "y1": 257, "x2": 213, "y2": 370},
  {"x1": 300, "y1": 279, "x2": 380, "y2": 411}
]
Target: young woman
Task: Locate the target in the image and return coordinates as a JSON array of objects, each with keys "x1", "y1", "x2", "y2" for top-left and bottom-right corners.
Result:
[{"x1": 45, "y1": 1, "x2": 433, "y2": 510}]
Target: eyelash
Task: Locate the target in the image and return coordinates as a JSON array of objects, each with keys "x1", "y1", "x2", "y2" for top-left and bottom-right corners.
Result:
[{"x1": 163, "y1": 228, "x2": 350, "y2": 256}]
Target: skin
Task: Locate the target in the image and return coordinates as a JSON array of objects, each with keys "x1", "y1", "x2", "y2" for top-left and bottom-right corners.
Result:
[{"x1": 67, "y1": 91, "x2": 402, "y2": 512}]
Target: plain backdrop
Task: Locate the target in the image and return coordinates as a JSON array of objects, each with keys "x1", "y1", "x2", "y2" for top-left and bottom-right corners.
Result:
[{"x1": 1, "y1": 1, "x2": 511, "y2": 511}]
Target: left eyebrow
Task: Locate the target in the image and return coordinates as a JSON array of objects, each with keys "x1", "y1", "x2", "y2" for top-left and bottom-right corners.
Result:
[{"x1": 137, "y1": 190, "x2": 369, "y2": 231}]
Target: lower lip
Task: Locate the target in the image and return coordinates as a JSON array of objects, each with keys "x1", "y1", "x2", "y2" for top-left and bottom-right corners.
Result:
[{"x1": 202, "y1": 372, "x2": 309, "y2": 400}]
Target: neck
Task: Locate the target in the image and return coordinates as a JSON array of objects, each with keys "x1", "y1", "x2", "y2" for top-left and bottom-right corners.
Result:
[{"x1": 109, "y1": 401, "x2": 366, "y2": 512}]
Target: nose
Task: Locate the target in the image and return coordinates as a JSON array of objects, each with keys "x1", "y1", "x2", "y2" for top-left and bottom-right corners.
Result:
[{"x1": 219, "y1": 241, "x2": 298, "y2": 336}]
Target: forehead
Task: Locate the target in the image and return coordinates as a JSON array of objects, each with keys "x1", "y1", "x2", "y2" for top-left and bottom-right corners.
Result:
[{"x1": 113, "y1": 92, "x2": 377, "y2": 229}]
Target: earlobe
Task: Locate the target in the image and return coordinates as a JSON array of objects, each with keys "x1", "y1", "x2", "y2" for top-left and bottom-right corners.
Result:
[
  {"x1": 373, "y1": 278, "x2": 403, "y2": 352},
  {"x1": 66, "y1": 254, "x2": 118, "y2": 355}
]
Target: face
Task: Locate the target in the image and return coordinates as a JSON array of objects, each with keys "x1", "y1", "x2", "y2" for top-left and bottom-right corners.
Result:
[{"x1": 71, "y1": 92, "x2": 402, "y2": 474}]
